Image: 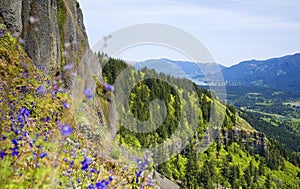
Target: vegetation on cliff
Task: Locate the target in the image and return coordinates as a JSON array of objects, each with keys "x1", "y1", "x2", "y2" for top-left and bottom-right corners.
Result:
[{"x1": 0, "y1": 27, "x2": 155, "y2": 188}]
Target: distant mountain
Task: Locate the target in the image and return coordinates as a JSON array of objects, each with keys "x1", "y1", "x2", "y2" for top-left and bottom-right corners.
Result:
[
  {"x1": 133, "y1": 54, "x2": 300, "y2": 93},
  {"x1": 222, "y1": 53, "x2": 300, "y2": 93},
  {"x1": 134, "y1": 53, "x2": 300, "y2": 93},
  {"x1": 133, "y1": 58, "x2": 226, "y2": 85}
]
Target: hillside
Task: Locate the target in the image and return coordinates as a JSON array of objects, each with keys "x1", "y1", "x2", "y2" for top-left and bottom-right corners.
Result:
[
  {"x1": 101, "y1": 57, "x2": 300, "y2": 188},
  {"x1": 221, "y1": 54, "x2": 300, "y2": 152},
  {"x1": 135, "y1": 56, "x2": 300, "y2": 153}
]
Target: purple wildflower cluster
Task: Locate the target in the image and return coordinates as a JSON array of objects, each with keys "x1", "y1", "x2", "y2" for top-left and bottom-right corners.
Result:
[
  {"x1": 11, "y1": 139, "x2": 19, "y2": 156},
  {"x1": 133, "y1": 151, "x2": 156, "y2": 187},
  {"x1": 88, "y1": 176, "x2": 113, "y2": 189},
  {"x1": 19, "y1": 108, "x2": 30, "y2": 125},
  {"x1": 0, "y1": 150, "x2": 6, "y2": 159},
  {"x1": 81, "y1": 155, "x2": 92, "y2": 170},
  {"x1": 0, "y1": 31, "x2": 157, "y2": 188},
  {"x1": 2, "y1": 106, "x2": 53, "y2": 160}
]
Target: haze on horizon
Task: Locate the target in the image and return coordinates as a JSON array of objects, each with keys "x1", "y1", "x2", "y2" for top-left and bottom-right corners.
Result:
[{"x1": 77, "y1": 0, "x2": 300, "y2": 66}]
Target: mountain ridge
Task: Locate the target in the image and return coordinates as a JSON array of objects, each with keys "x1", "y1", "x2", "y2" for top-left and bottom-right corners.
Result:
[
  {"x1": 133, "y1": 58, "x2": 226, "y2": 85},
  {"x1": 222, "y1": 53, "x2": 300, "y2": 93},
  {"x1": 134, "y1": 53, "x2": 300, "y2": 94}
]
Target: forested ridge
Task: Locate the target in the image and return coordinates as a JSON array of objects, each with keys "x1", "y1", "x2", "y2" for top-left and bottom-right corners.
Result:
[{"x1": 100, "y1": 55, "x2": 300, "y2": 188}]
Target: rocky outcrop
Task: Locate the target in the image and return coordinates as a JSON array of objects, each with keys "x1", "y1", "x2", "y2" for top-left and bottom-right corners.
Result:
[
  {"x1": 221, "y1": 128, "x2": 268, "y2": 155},
  {"x1": 0, "y1": 0, "x2": 22, "y2": 36},
  {"x1": 0, "y1": 0, "x2": 88, "y2": 76},
  {"x1": 155, "y1": 171, "x2": 180, "y2": 189}
]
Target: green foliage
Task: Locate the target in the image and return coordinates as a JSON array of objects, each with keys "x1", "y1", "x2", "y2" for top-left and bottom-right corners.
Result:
[
  {"x1": 226, "y1": 85, "x2": 300, "y2": 152},
  {"x1": 0, "y1": 32, "x2": 156, "y2": 188},
  {"x1": 101, "y1": 57, "x2": 200, "y2": 149},
  {"x1": 101, "y1": 57, "x2": 128, "y2": 84},
  {"x1": 100, "y1": 55, "x2": 300, "y2": 188},
  {"x1": 240, "y1": 110, "x2": 300, "y2": 153}
]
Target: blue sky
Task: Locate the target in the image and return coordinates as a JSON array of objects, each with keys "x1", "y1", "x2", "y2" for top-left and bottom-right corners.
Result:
[{"x1": 77, "y1": 0, "x2": 300, "y2": 66}]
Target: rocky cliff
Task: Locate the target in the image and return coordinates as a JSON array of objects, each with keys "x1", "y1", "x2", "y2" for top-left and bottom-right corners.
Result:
[
  {"x1": 1, "y1": 0, "x2": 87, "y2": 75},
  {"x1": 0, "y1": 0, "x2": 116, "y2": 143}
]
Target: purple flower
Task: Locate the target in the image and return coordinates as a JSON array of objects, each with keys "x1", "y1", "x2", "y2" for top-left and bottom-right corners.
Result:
[
  {"x1": 60, "y1": 124, "x2": 72, "y2": 137},
  {"x1": 88, "y1": 184, "x2": 95, "y2": 189},
  {"x1": 52, "y1": 83, "x2": 59, "y2": 93},
  {"x1": 14, "y1": 129, "x2": 20, "y2": 135},
  {"x1": 20, "y1": 108, "x2": 30, "y2": 118},
  {"x1": 64, "y1": 64, "x2": 74, "y2": 70},
  {"x1": 101, "y1": 81, "x2": 114, "y2": 92},
  {"x1": 95, "y1": 180, "x2": 110, "y2": 189},
  {"x1": 70, "y1": 160, "x2": 74, "y2": 169},
  {"x1": 0, "y1": 150, "x2": 6, "y2": 160},
  {"x1": 10, "y1": 116, "x2": 14, "y2": 122},
  {"x1": 135, "y1": 170, "x2": 143, "y2": 183},
  {"x1": 71, "y1": 149, "x2": 77, "y2": 159},
  {"x1": 23, "y1": 131, "x2": 29, "y2": 137},
  {"x1": 20, "y1": 86, "x2": 27, "y2": 93},
  {"x1": 2, "y1": 134, "x2": 7, "y2": 140},
  {"x1": 90, "y1": 168, "x2": 96, "y2": 173},
  {"x1": 12, "y1": 139, "x2": 18, "y2": 146},
  {"x1": 84, "y1": 88, "x2": 93, "y2": 99},
  {"x1": 147, "y1": 179, "x2": 154, "y2": 187},
  {"x1": 45, "y1": 116, "x2": 50, "y2": 122},
  {"x1": 62, "y1": 149, "x2": 68, "y2": 153},
  {"x1": 39, "y1": 152, "x2": 48, "y2": 158},
  {"x1": 62, "y1": 102, "x2": 70, "y2": 109},
  {"x1": 36, "y1": 84, "x2": 46, "y2": 95},
  {"x1": 11, "y1": 148, "x2": 18, "y2": 157},
  {"x1": 81, "y1": 155, "x2": 92, "y2": 171},
  {"x1": 9, "y1": 136, "x2": 20, "y2": 158}
]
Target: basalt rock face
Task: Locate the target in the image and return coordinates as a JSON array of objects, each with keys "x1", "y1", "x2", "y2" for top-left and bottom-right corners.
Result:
[
  {"x1": 0, "y1": 0, "x2": 117, "y2": 140},
  {"x1": 0, "y1": 0, "x2": 89, "y2": 76},
  {"x1": 0, "y1": 0, "x2": 22, "y2": 37},
  {"x1": 221, "y1": 128, "x2": 268, "y2": 155}
]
